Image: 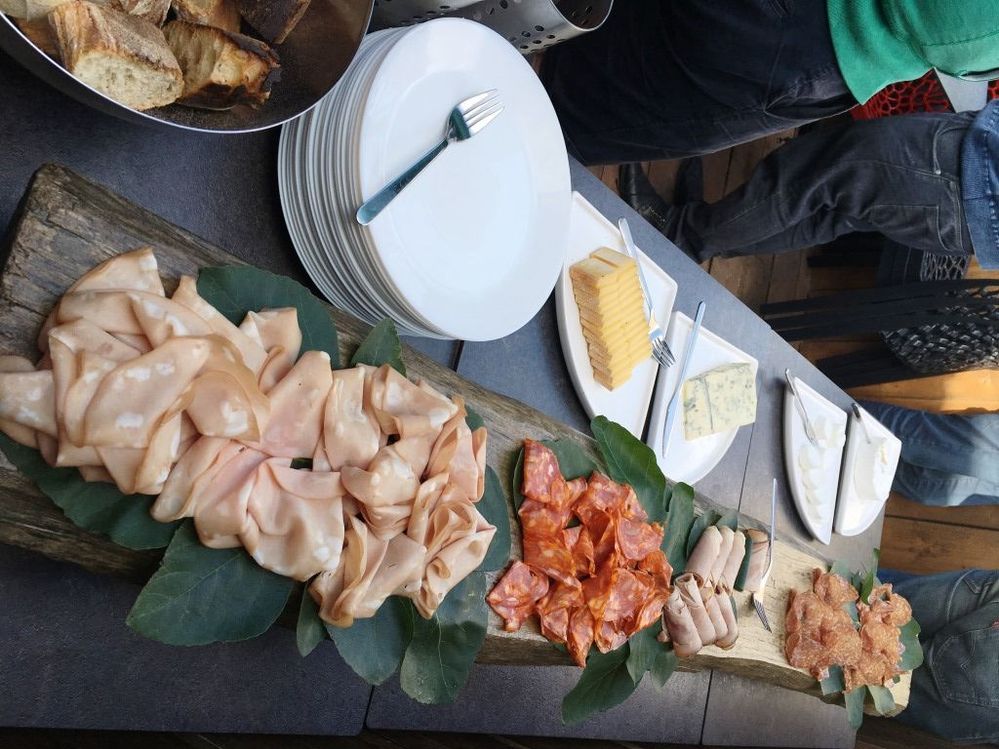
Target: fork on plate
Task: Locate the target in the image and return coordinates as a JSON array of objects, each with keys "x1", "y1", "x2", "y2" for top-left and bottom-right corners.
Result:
[
  {"x1": 356, "y1": 90, "x2": 503, "y2": 225},
  {"x1": 617, "y1": 217, "x2": 675, "y2": 368},
  {"x1": 752, "y1": 477, "x2": 778, "y2": 632}
]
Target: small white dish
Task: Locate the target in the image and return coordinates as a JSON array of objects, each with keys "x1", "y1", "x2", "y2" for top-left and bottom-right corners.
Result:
[
  {"x1": 834, "y1": 407, "x2": 902, "y2": 537},
  {"x1": 646, "y1": 312, "x2": 758, "y2": 485},
  {"x1": 554, "y1": 193, "x2": 679, "y2": 438},
  {"x1": 783, "y1": 378, "x2": 847, "y2": 545}
]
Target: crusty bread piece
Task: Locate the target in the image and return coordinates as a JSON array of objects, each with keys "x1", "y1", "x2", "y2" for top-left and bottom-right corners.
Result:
[
  {"x1": 235, "y1": 0, "x2": 308, "y2": 44},
  {"x1": 14, "y1": 16, "x2": 60, "y2": 55},
  {"x1": 163, "y1": 19, "x2": 278, "y2": 109},
  {"x1": 171, "y1": 0, "x2": 239, "y2": 33},
  {"x1": 109, "y1": 0, "x2": 170, "y2": 25},
  {"x1": 0, "y1": 0, "x2": 74, "y2": 22},
  {"x1": 49, "y1": 1, "x2": 183, "y2": 110}
]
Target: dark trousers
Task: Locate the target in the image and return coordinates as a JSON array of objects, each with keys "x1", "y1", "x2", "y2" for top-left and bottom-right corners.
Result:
[
  {"x1": 657, "y1": 112, "x2": 976, "y2": 263},
  {"x1": 541, "y1": 0, "x2": 856, "y2": 165}
]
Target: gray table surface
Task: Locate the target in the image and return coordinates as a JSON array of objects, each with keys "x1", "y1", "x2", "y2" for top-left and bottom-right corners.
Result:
[{"x1": 0, "y1": 46, "x2": 880, "y2": 746}]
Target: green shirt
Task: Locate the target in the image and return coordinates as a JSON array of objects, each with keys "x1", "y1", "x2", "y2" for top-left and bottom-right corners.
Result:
[{"x1": 827, "y1": 0, "x2": 999, "y2": 103}]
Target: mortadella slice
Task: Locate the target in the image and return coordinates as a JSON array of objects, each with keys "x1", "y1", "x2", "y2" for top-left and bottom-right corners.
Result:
[
  {"x1": 709, "y1": 526, "x2": 736, "y2": 586},
  {"x1": 239, "y1": 308, "x2": 301, "y2": 392},
  {"x1": 368, "y1": 364, "x2": 457, "y2": 437},
  {"x1": 321, "y1": 366, "x2": 383, "y2": 472},
  {"x1": 0, "y1": 369, "x2": 57, "y2": 437},
  {"x1": 253, "y1": 350, "x2": 331, "y2": 458},
  {"x1": 151, "y1": 435, "x2": 230, "y2": 521},
  {"x1": 128, "y1": 292, "x2": 212, "y2": 346},
  {"x1": 0, "y1": 355, "x2": 41, "y2": 447},
  {"x1": 67, "y1": 247, "x2": 165, "y2": 297},
  {"x1": 192, "y1": 444, "x2": 270, "y2": 548},
  {"x1": 720, "y1": 529, "x2": 747, "y2": 590},
  {"x1": 686, "y1": 525, "x2": 722, "y2": 585}
]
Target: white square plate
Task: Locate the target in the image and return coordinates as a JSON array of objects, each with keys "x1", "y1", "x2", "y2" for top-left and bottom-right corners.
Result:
[{"x1": 834, "y1": 407, "x2": 902, "y2": 536}]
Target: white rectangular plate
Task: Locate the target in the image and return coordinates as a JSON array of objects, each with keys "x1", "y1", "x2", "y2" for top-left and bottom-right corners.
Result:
[
  {"x1": 834, "y1": 407, "x2": 902, "y2": 536},
  {"x1": 555, "y1": 192, "x2": 679, "y2": 437},
  {"x1": 783, "y1": 378, "x2": 848, "y2": 545},
  {"x1": 646, "y1": 312, "x2": 759, "y2": 485}
]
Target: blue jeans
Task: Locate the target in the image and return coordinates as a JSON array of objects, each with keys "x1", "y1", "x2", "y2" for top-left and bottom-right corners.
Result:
[
  {"x1": 879, "y1": 569, "x2": 999, "y2": 744},
  {"x1": 861, "y1": 402, "x2": 999, "y2": 506}
]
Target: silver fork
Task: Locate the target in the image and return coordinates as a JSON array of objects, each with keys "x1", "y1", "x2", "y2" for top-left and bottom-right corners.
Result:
[
  {"x1": 356, "y1": 90, "x2": 503, "y2": 225},
  {"x1": 617, "y1": 217, "x2": 675, "y2": 368},
  {"x1": 752, "y1": 477, "x2": 778, "y2": 632}
]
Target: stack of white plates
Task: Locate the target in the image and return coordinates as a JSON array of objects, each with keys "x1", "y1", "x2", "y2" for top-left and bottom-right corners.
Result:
[{"x1": 278, "y1": 18, "x2": 571, "y2": 340}]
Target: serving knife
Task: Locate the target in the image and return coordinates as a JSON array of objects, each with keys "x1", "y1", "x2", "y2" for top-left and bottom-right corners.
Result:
[
  {"x1": 851, "y1": 402, "x2": 874, "y2": 445},
  {"x1": 661, "y1": 300, "x2": 706, "y2": 458},
  {"x1": 785, "y1": 368, "x2": 819, "y2": 447},
  {"x1": 752, "y1": 477, "x2": 778, "y2": 632}
]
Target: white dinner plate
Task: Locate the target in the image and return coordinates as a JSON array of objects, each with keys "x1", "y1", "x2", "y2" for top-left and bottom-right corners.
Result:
[
  {"x1": 555, "y1": 193, "x2": 678, "y2": 438},
  {"x1": 646, "y1": 313, "x2": 759, "y2": 485},
  {"x1": 834, "y1": 407, "x2": 902, "y2": 536},
  {"x1": 357, "y1": 19, "x2": 571, "y2": 341},
  {"x1": 783, "y1": 377, "x2": 847, "y2": 545}
]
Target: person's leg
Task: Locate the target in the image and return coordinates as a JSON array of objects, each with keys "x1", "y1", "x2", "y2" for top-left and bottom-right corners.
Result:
[
  {"x1": 541, "y1": 0, "x2": 853, "y2": 164},
  {"x1": 890, "y1": 462, "x2": 999, "y2": 507},
  {"x1": 640, "y1": 113, "x2": 973, "y2": 263},
  {"x1": 892, "y1": 569, "x2": 999, "y2": 743}
]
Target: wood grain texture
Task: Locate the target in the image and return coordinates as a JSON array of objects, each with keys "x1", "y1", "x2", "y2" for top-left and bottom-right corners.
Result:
[
  {"x1": 880, "y1": 516, "x2": 999, "y2": 575},
  {"x1": 0, "y1": 165, "x2": 907, "y2": 709},
  {"x1": 886, "y1": 493, "x2": 999, "y2": 532}
]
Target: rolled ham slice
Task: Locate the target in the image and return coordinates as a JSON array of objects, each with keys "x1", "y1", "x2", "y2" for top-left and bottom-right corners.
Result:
[
  {"x1": 676, "y1": 572, "x2": 716, "y2": 646},
  {"x1": 742, "y1": 528, "x2": 770, "y2": 593},
  {"x1": 664, "y1": 586, "x2": 703, "y2": 658},
  {"x1": 715, "y1": 585, "x2": 739, "y2": 649},
  {"x1": 686, "y1": 525, "x2": 721, "y2": 585},
  {"x1": 720, "y1": 529, "x2": 747, "y2": 590},
  {"x1": 709, "y1": 526, "x2": 736, "y2": 585}
]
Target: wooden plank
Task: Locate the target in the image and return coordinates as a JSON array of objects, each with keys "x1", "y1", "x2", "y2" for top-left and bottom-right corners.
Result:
[
  {"x1": 849, "y1": 369, "x2": 999, "y2": 413},
  {"x1": 879, "y1": 516, "x2": 999, "y2": 574},
  {"x1": 886, "y1": 493, "x2": 999, "y2": 532},
  {"x1": 0, "y1": 164, "x2": 908, "y2": 709}
]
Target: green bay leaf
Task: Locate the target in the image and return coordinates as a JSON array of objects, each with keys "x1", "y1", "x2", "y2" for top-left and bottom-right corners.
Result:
[
  {"x1": 733, "y1": 531, "x2": 754, "y2": 591},
  {"x1": 820, "y1": 664, "x2": 845, "y2": 695},
  {"x1": 685, "y1": 509, "x2": 721, "y2": 560},
  {"x1": 0, "y1": 433, "x2": 179, "y2": 550},
  {"x1": 328, "y1": 596, "x2": 412, "y2": 685},
  {"x1": 561, "y1": 644, "x2": 639, "y2": 725},
  {"x1": 350, "y1": 318, "x2": 405, "y2": 375},
  {"x1": 867, "y1": 685, "x2": 896, "y2": 716},
  {"x1": 400, "y1": 571, "x2": 488, "y2": 704},
  {"x1": 296, "y1": 585, "x2": 326, "y2": 657},
  {"x1": 591, "y1": 416, "x2": 667, "y2": 522},
  {"x1": 197, "y1": 266, "x2": 340, "y2": 367},
  {"x1": 126, "y1": 521, "x2": 294, "y2": 645},
  {"x1": 464, "y1": 407, "x2": 485, "y2": 432},
  {"x1": 716, "y1": 511, "x2": 739, "y2": 531},
  {"x1": 898, "y1": 618, "x2": 924, "y2": 672},
  {"x1": 830, "y1": 559, "x2": 854, "y2": 579},
  {"x1": 650, "y1": 647, "x2": 678, "y2": 689},
  {"x1": 478, "y1": 466, "x2": 512, "y2": 572},
  {"x1": 625, "y1": 624, "x2": 661, "y2": 682},
  {"x1": 844, "y1": 687, "x2": 865, "y2": 730},
  {"x1": 662, "y1": 482, "x2": 695, "y2": 574}
]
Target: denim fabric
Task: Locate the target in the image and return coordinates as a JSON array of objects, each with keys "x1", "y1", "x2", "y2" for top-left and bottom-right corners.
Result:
[
  {"x1": 961, "y1": 100, "x2": 999, "y2": 270},
  {"x1": 861, "y1": 401, "x2": 999, "y2": 506},
  {"x1": 654, "y1": 112, "x2": 975, "y2": 263},
  {"x1": 889, "y1": 569, "x2": 999, "y2": 744},
  {"x1": 540, "y1": 0, "x2": 855, "y2": 165}
]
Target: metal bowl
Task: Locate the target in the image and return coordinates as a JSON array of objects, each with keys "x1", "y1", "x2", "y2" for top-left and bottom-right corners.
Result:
[{"x1": 0, "y1": 0, "x2": 374, "y2": 133}]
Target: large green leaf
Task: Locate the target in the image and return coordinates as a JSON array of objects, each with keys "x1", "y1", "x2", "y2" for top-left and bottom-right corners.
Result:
[
  {"x1": 650, "y1": 647, "x2": 678, "y2": 689},
  {"x1": 464, "y1": 407, "x2": 485, "y2": 432},
  {"x1": 844, "y1": 687, "x2": 865, "y2": 730},
  {"x1": 478, "y1": 466, "x2": 512, "y2": 572},
  {"x1": 399, "y1": 570, "x2": 488, "y2": 704},
  {"x1": 898, "y1": 618, "x2": 924, "y2": 672},
  {"x1": 296, "y1": 586, "x2": 326, "y2": 657},
  {"x1": 715, "y1": 512, "x2": 739, "y2": 531},
  {"x1": 0, "y1": 433, "x2": 180, "y2": 550},
  {"x1": 562, "y1": 645, "x2": 639, "y2": 725},
  {"x1": 867, "y1": 685, "x2": 896, "y2": 716},
  {"x1": 197, "y1": 266, "x2": 340, "y2": 367},
  {"x1": 350, "y1": 319, "x2": 405, "y2": 375},
  {"x1": 733, "y1": 532, "x2": 753, "y2": 592},
  {"x1": 820, "y1": 665, "x2": 846, "y2": 695},
  {"x1": 126, "y1": 521, "x2": 294, "y2": 645},
  {"x1": 662, "y1": 482, "x2": 695, "y2": 573},
  {"x1": 510, "y1": 439, "x2": 602, "y2": 511},
  {"x1": 625, "y1": 624, "x2": 661, "y2": 682},
  {"x1": 685, "y1": 509, "x2": 721, "y2": 559},
  {"x1": 328, "y1": 596, "x2": 412, "y2": 685},
  {"x1": 591, "y1": 416, "x2": 667, "y2": 522}
]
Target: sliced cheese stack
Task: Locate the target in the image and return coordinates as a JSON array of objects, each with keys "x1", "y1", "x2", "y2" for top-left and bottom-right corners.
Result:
[
  {"x1": 569, "y1": 247, "x2": 651, "y2": 390},
  {"x1": 682, "y1": 362, "x2": 757, "y2": 440}
]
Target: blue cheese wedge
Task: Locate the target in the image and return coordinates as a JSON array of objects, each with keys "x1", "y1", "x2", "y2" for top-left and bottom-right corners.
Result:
[{"x1": 682, "y1": 363, "x2": 757, "y2": 440}]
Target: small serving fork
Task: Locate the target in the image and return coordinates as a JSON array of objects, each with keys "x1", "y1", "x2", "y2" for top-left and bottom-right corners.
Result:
[
  {"x1": 752, "y1": 477, "x2": 778, "y2": 632},
  {"x1": 618, "y1": 217, "x2": 675, "y2": 369},
  {"x1": 356, "y1": 90, "x2": 503, "y2": 225}
]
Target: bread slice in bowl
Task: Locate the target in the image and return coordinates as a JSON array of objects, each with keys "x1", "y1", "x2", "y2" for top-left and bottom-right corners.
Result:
[
  {"x1": 171, "y1": 0, "x2": 239, "y2": 33},
  {"x1": 14, "y1": 16, "x2": 60, "y2": 55},
  {"x1": 235, "y1": 0, "x2": 308, "y2": 44},
  {"x1": 110, "y1": 0, "x2": 171, "y2": 25},
  {"x1": 1, "y1": 0, "x2": 73, "y2": 22},
  {"x1": 48, "y1": 0, "x2": 183, "y2": 110},
  {"x1": 163, "y1": 19, "x2": 279, "y2": 109}
]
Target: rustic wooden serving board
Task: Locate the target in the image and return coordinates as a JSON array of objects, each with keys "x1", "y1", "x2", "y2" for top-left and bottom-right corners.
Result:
[{"x1": 0, "y1": 165, "x2": 908, "y2": 712}]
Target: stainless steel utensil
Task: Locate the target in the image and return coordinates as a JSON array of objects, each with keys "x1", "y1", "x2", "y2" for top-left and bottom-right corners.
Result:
[
  {"x1": 785, "y1": 368, "x2": 819, "y2": 447},
  {"x1": 661, "y1": 300, "x2": 706, "y2": 457},
  {"x1": 852, "y1": 403, "x2": 874, "y2": 445},
  {"x1": 0, "y1": 0, "x2": 374, "y2": 133},
  {"x1": 618, "y1": 217, "x2": 675, "y2": 369},
  {"x1": 752, "y1": 477, "x2": 778, "y2": 632},
  {"x1": 355, "y1": 90, "x2": 503, "y2": 225}
]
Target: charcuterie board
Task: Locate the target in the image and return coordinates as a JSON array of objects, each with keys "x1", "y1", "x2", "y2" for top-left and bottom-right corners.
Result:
[{"x1": 0, "y1": 164, "x2": 909, "y2": 713}]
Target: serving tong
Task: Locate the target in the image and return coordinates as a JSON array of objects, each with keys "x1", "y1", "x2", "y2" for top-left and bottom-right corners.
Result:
[{"x1": 752, "y1": 477, "x2": 778, "y2": 632}]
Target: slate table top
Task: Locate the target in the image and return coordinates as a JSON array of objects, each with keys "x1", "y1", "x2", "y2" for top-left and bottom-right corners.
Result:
[{"x1": 0, "y1": 46, "x2": 880, "y2": 747}]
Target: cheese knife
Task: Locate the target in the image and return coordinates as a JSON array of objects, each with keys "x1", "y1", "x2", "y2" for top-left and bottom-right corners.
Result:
[{"x1": 661, "y1": 300, "x2": 706, "y2": 458}]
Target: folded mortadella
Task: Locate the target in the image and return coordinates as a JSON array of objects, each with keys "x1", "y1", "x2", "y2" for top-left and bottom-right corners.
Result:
[
  {"x1": 708, "y1": 526, "x2": 736, "y2": 586},
  {"x1": 253, "y1": 350, "x2": 332, "y2": 458},
  {"x1": 67, "y1": 247, "x2": 165, "y2": 297},
  {"x1": 720, "y1": 529, "x2": 747, "y2": 590},
  {"x1": 715, "y1": 585, "x2": 739, "y2": 649},
  {"x1": 686, "y1": 525, "x2": 722, "y2": 584},
  {"x1": 0, "y1": 368, "x2": 57, "y2": 438},
  {"x1": 320, "y1": 366, "x2": 381, "y2": 472},
  {"x1": 664, "y1": 585, "x2": 703, "y2": 658},
  {"x1": 238, "y1": 308, "x2": 301, "y2": 393},
  {"x1": 676, "y1": 572, "x2": 716, "y2": 646}
]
